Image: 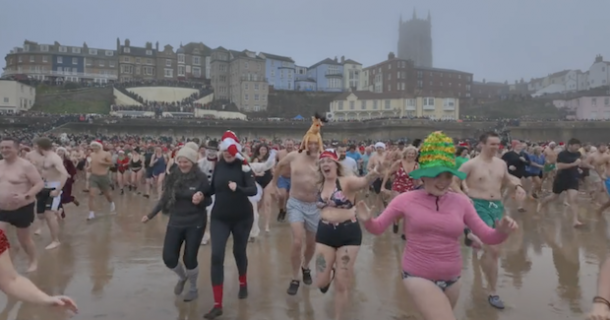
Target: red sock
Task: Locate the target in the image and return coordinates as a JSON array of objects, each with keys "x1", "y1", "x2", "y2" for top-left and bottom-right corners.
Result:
[
  {"x1": 239, "y1": 274, "x2": 247, "y2": 287},
  {"x1": 212, "y1": 284, "x2": 223, "y2": 308}
]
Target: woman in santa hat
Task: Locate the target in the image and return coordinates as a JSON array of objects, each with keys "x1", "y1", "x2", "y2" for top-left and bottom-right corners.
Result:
[{"x1": 203, "y1": 130, "x2": 258, "y2": 319}]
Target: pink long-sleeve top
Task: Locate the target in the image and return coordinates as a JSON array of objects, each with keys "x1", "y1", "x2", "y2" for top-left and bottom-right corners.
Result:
[{"x1": 364, "y1": 189, "x2": 508, "y2": 280}]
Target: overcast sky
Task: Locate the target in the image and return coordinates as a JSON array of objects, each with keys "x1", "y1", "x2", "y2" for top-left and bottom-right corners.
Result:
[{"x1": 1, "y1": 0, "x2": 608, "y2": 83}]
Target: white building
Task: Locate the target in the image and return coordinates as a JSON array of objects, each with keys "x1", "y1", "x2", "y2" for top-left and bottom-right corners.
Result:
[
  {"x1": 0, "y1": 80, "x2": 36, "y2": 114},
  {"x1": 588, "y1": 55, "x2": 610, "y2": 89},
  {"x1": 340, "y1": 57, "x2": 362, "y2": 90}
]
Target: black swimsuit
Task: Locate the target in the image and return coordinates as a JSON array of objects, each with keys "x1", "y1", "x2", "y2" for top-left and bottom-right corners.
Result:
[
  {"x1": 130, "y1": 158, "x2": 143, "y2": 172},
  {"x1": 315, "y1": 179, "x2": 362, "y2": 248}
]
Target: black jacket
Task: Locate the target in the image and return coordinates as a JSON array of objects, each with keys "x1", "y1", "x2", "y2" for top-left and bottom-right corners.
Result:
[
  {"x1": 147, "y1": 169, "x2": 211, "y2": 227},
  {"x1": 207, "y1": 159, "x2": 257, "y2": 221}
]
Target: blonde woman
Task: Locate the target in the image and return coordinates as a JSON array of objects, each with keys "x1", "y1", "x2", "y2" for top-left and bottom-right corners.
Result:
[
  {"x1": 381, "y1": 146, "x2": 420, "y2": 237},
  {"x1": 314, "y1": 149, "x2": 380, "y2": 320}
]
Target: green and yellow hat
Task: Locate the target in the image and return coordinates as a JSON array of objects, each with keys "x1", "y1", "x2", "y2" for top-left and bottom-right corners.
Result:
[{"x1": 409, "y1": 131, "x2": 467, "y2": 180}]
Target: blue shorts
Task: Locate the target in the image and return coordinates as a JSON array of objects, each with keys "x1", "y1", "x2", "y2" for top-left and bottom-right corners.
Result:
[
  {"x1": 277, "y1": 176, "x2": 291, "y2": 190},
  {"x1": 605, "y1": 178, "x2": 610, "y2": 195}
]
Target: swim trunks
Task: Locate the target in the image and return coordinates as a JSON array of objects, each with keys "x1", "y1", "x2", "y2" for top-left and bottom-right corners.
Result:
[
  {"x1": 35, "y1": 181, "x2": 63, "y2": 213},
  {"x1": 544, "y1": 164, "x2": 556, "y2": 172},
  {"x1": 90, "y1": 174, "x2": 111, "y2": 192},
  {"x1": 286, "y1": 197, "x2": 320, "y2": 232},
  {"x1": 0, "y1": 203, "x2": 35, "y2": 229},
  {"x1": 277, "y1": 175, "x2": 291, "y2": 191},
  {"x1": 470, "y1": 198, "x2": 504, "y2": 228},
  {"x1": 605, "y1": 178, "x2": 610, "y2": 196}
]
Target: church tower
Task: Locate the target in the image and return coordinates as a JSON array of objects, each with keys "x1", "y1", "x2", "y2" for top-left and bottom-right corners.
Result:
[{"x1": 397, "y1": 8, "x2": 433, "y2": 68}]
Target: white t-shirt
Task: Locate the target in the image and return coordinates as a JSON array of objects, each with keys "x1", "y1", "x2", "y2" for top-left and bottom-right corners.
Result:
[{"x1": 340, "y1": 157, "x2": 359, "y2": 176}]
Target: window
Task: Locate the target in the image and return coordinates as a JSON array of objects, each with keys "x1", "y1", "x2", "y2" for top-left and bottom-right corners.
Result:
[
  {"x1": 166, "y1": 59, "x2": 171, "y2": 67},
  {"x1": 105, "y1": 50, "x2": 114, "y2": 56},
  {"x1": 72, "y1": 47, "x2": 81, "y2": 54},
  {"x1": 71, "y1": 67, "x2": 77, "y2": 74},
  {"x1": 59, "y1": 46, "x2": 67, "y2": 53},
  {"x1": 254, "y1": 84, "x2": 259, "y2": 90},
  {"x1": 29, "y1": 56, "x2": 35, "y2": 62},
  {"x1": 123, "y1": 57, "x2": 129, "y2": 62},
  {"x1": 146, "y1": 50, "x2": 152, "y2": 55},
  {"x1": 57, "y1": 57, "x2": 63, "y2": 63},
  {"x1": 338, "y1": 101, "x2": 344, "y2": 110},
  {"x1": 18, "y1": 56, "x2": 22, "y2": 63},
  {"x1": 178, "y1": 66, "x2": 185, "y2": 76},
  {"x1": 255, "y1": 94, "x2": 260, "y2": 101},
  {"x1": 373, "y1": 101, "x2": 378, "y2": 109},
  {"x1": 350, "y1": 101, "x2": 355, "y2": 110},
  {"x1": 24, "y1": 44, "x2": 30, "y2": 52},
  {"x1": 144, "y1": 66, "x2": 154, "y2": 76},
  {"x1": 42, "y1": 56, "x2": 48, "y2": 63},
  {"x1": 361, "y1": 101, "x2": 366, "y2": 110},
  {"x1": 193, "y1": 67, "x2": 201, "y2": 77},
  {"x1": 109, "y1": 61, "x2": 115, "y2": 67},
  {"x1": 99, "y1": 60, "x2": 105, "y2": 67},
  {"x1": 245, "y1": 94, "x2": 249, "y2": 101},
  {"x1": 124, "y1": 47, "x2": 130, "y2": 53},
  {"x1": 244, "y1": 83, "x2": 249, "y2": 90},
  {"x1": 3, "y1": 98, "x2": 8, "y2": 103},
  {"x1": 72, "y1": 58, "x2": 78, "y2": 65},
  {"x1": 178, "y1": 54, "x2": 185, "y2": 63},
  {"x1": 245, "y1": 62, "x2": 249, "y2": 69},
  {"x1": 164, "y1": 68, "x2": 173, "y2": 77},
  {"x1": 86, "y1": 59, "x2": 92, "y2": 66},
  {"x1": 40, "y1": 45, "x2": 49, "y2": 52},
  {"x1": 385, "y1": 100, "x2": 391, "y2": 109}
]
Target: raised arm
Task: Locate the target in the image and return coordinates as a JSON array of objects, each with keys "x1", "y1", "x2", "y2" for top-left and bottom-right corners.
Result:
[
  {"x1": 362, "y1": 193, "x2": 406, "y2": 235},
  {"x1": 271, "y1": 151, "x2": 296, "y2": 185},
  {"x1": 344, "y1": 169, "x2": 380, "y2": 192}
]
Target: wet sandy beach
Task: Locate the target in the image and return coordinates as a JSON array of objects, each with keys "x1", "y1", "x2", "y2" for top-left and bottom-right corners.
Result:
[{"x1": 0, "y1": 182, "x2": 606, "y2": 320}]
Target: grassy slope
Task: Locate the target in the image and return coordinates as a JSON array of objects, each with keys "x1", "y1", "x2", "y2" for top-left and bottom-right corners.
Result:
[{"x1": 31, "y1": 85, "x2": 113, "y2": 114}]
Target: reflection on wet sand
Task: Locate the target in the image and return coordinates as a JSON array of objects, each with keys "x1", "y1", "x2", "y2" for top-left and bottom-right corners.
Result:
[{"x1": 0, "y1": 182, "x2": 607, "y2": 320}]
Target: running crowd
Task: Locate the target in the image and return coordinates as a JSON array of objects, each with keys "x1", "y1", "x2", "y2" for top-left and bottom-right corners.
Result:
[{"x1": 2, "y1": 114, "x2": 610, "y2": 320}]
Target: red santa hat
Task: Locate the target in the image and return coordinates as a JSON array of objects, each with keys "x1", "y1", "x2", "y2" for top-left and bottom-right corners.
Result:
[
  {"x1": 219, "y1": 130, "x2": 250, "y2": 171},
  {"x1": 90, "y1": 140, "x2": 103, "y2": 148}
]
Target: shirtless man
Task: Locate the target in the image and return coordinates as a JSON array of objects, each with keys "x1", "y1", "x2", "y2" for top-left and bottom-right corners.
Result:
[
  {"x1": 270, "y1": 140, "x2": 320, "y2": 295},
  {"x1": 596, "y1": 145, "x2": 610, "y2": 215},
  {"x1": 459, "y1": 132, "x2": 525, "y2": 310},
  {"x1": 27, "y1": 137, "x2": 69, "y2": 250},
  {"x1": 87, "y1": 140, "x2": 116, "y2": 220},
  {"x1": 542, "y1": 142, "x2": 559, "y2": 185},
  {"x1": 585, "y1": 144, "x2": 607, "y2": 203},
  {"x1": 274, "y1": 139, "x2": 295, "y2": 222},
  {"x1": 0, "y1": 137, "x2": 44, "y2": 272},
  {"x1": 368, "y1": 142, "x2": 392, "y2": 210}
]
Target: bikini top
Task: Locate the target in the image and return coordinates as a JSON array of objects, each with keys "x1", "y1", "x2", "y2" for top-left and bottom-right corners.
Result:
[{"x1": 316, "y1": 179, "x2": 355, "y2": 210}]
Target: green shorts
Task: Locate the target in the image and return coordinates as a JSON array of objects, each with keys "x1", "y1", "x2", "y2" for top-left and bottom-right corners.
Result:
[
  {"x1": 544, "y1": 164, "x2": 556, "y2": 172},
  {"x1": 470, "y1": 198, "x2": 504, "y2": 228}
]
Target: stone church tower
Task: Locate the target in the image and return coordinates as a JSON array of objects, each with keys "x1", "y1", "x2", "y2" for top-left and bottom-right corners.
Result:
[{"x1": 397, "y1": 9, "x2": 433, "y2": 68}]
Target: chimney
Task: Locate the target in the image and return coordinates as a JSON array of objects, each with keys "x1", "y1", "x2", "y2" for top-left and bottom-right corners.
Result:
[
  {"x1": 341, "y1": 56, "x2": 345, "y2": 63},
  {"x1": 595, "y1": 55, "x2": 603, "y2": 63},
  {"x1": 334, "y1": 56, "x2": 338, "y2": 62},
  {"x1": 125, "y1": 39, "x2": 130, "y2": 47},
  {"x1": 483, "y1": 79, "x2": 486, "y2": 84},
  {"x1": 116, "y1": 38, "x2": 120, "y2": 50},
  {"x1": 156, "y1": 42, "x2": 159, "y2": 51},
  {"x1": 388, "y1": 52, "x2": 395, "y2": 60}
]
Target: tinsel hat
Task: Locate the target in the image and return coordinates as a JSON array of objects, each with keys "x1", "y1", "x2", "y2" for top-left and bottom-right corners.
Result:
[{"x1": 409, "y1": 131, "x2": 467, "y2": 180}]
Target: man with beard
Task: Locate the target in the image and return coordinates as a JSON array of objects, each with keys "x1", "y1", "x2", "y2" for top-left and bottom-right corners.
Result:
[
  {"x1": 338, "y1": 146, "x2": 358, "y2": 176},
  {"x1": 198, "y1": 140, "x2": 218, "y2": 245},
  {"x1": 0, "y1": 137, "x2": 44, "y2": 272}
]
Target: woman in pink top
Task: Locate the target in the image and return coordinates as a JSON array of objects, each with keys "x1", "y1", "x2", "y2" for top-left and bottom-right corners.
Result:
[{"x1": 357, "y1": 132, "x2": 518, "y2": 320}]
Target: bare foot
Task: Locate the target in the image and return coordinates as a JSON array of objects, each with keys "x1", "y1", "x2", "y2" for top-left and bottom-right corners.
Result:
[
  {"x1": 573, "y1": 221, "x2": 583, "y2": 228},
  {"x1": 45, "y1": 241, "x2": 60, "y2": 250},
  {"x1": 26, "y1": 261, "x2": 38, "y2": 273}
]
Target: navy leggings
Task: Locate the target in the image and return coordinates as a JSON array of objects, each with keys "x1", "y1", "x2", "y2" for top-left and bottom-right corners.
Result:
[
  {"x1": 162, "y1": 224, "x2": 206, "y2": 270},
  {"x1": 210, "y1": 218, "x2": 253, "y2": 285}
]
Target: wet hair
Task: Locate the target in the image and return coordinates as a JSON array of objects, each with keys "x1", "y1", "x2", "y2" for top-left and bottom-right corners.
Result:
[
  {"x1": 317, "y1": 158, "x2": 344, "y2": 186},
  {"x1": 479, "y1": 132, "x2": 500, "y2": 143},
  {"x1": 160, "y1": 163, "x2": 205, "y2": 210},
  {"x1": 35, "y1": 137, "x2": 53, "y2": 151},
  {"x1": 252, "y1": 143, "x2": 270, "y2": 162},
  {"x1": 0, "y1": 136, "x2": 20, "y2": 148},
  {"x1": 455, "y1": 146, "x2": 468, "y2": 157},
  {"x1": 567, "y1": 138, "x2": 581, "y2": 146}
]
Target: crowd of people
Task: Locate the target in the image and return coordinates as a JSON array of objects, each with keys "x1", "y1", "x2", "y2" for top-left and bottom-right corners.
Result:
[
  {"x1": 3, "y1": 111, "x2": 610, "y2": 319},
  {"x1": 112, "y1": 80, "x2": 213, "y2": 113}
]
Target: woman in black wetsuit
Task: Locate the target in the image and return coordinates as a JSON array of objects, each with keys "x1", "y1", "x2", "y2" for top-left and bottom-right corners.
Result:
[
  {"x1": 129, "y1": 148, "x2": 143, "y2": 192},
  {"x1": 141, "y1": 147, "x2": 211, "y2": 302},
  {"x1": 204, "y1": 131, "x2": 257, "y2": 319}
]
